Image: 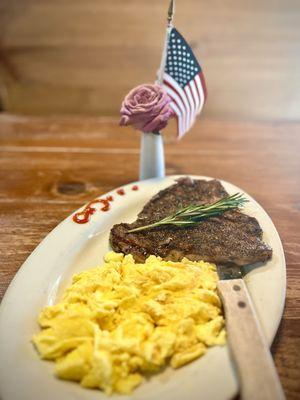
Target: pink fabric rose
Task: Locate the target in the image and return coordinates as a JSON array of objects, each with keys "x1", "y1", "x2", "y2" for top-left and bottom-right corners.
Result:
[{"x1": 120, "y1": 84, "x2": 174, "y2": 133}]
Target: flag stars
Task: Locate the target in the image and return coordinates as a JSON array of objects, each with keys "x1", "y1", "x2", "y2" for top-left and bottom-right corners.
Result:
[{"x1": 165, "y1": 29, "x2": 202, "y2": 87}]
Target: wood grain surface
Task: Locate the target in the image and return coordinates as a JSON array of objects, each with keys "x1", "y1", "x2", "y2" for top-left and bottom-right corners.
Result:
[
  {"x1": 0, "y1": 114, "x2": 299, "y2": 399},
  {"x1": 1, "y1": 0, "x2": 300, "y2": 120}
]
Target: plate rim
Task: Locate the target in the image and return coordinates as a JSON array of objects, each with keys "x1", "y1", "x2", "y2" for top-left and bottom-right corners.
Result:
[{"x1": 0, "y1": 174, "x2": 286, "y2": 400}]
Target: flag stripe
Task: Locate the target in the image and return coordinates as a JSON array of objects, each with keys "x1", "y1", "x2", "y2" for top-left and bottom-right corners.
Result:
[
  {"x1": 184, "y1": 85, "x2": 196, "y2": 129},
  {"x1": 163, "y1": 75, "x2": 189, "y2": 132},
  {"x1": 164, "y1": 74, "x2": 191, "y2": 132},
  {"x1": 163, "y1": 79, "x2": 186, "y2": 134},
  {"x1": 163, "y1": 78, "x2": 186, "y2": 117},
  {"x1": 189, "y1": 81, "x2": 200, "y2": 113},
  {"x1": 169, "y1": 100, "x2": 184, "y2": 138},
  {"x1": 199, "y1": 71, "x2": 207, "y2": 101},
  {"x1": 169, "y1": 102, "x2": 184, "y2": 137},
  {"x1": 195, "y1": 74, "x2": 205, "y2": 111}
]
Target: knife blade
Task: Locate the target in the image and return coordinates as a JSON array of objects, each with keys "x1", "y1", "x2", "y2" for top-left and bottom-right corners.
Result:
[{"x1": 216, "y1": 264, "x2": 285, "y2": 400}]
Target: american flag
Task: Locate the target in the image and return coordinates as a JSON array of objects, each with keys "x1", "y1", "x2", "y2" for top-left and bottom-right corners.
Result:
[{"x1": 162, "y1": 27, "x2": 207, "y2": 139}]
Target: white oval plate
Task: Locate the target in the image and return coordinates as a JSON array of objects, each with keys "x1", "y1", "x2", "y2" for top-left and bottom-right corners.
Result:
[{"x1": 0, "y1": 175, "x2": 286, "y2": 400}]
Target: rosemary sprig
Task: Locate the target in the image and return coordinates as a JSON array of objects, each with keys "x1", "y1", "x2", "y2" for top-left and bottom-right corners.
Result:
[{"x1": 127, "y1": 193, "x2": 248, "y2": 233}]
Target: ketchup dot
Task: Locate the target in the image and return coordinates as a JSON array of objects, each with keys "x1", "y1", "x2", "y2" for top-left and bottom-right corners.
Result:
[
  {"x1": 106, "y1": 195, "x2": 114, "y2": 202},
  {"x1": 117, "y1": 188, "x2": 125, "y2": 196},
  {"x1": 132, "y1": 185, "x2": 139, "y2": 191}
]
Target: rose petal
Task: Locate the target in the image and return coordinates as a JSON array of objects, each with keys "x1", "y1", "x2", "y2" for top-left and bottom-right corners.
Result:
[
  {"x1": 120, "y1": 83, "x2": 174, "y2": 132},
  {"x1": 119, "y1": 115, "x2": 130, "y2": 126}
]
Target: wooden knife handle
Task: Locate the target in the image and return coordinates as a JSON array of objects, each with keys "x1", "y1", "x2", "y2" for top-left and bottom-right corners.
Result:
[{"x1": 217, "y1": 278, "x2": 285, "y2": 400}]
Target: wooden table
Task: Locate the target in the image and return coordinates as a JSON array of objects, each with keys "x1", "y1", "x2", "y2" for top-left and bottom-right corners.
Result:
[
  {"x1": 1, "y1": 0, "x2": 300, "y2": 121},
  {"x1": 0, "y1": 114, "x2": 299, "y2": 399}
]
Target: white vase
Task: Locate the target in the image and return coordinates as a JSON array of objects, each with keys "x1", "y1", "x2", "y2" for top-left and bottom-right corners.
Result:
[{"x1": 139, "y1": 132, "x2": 165, "y2": 180}]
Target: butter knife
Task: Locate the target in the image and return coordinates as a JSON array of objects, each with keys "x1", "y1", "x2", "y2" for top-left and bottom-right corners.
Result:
[{"x1": 217, "y1": 264, "x2": 285, "y2": 400}]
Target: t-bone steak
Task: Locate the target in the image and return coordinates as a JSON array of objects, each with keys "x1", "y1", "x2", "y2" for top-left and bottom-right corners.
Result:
[{"x1": 110, "y1": 177, "x2": 272, "y2": 265}]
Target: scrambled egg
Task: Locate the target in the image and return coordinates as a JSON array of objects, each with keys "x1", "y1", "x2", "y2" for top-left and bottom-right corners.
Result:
[{"x1": 33, "y1": 252, "x2": 226, "y2": 395}]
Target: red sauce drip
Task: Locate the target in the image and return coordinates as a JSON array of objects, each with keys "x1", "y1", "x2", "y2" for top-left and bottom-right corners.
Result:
[
  {"x1": 73, "y1": 198, "x2": 110, "y2": 224},
  {"x1": 72, "y1": 209, "x2": 94, "y2": 224},
  {"x1": 106, "y1": 195, "x2": 114, "y2": 202},
  {"x1": 131, "y1": 185, "x2": 139, "y2": 191},
  {"x1": 117, "y1": 188, "x2": 125, "y2": 196}
]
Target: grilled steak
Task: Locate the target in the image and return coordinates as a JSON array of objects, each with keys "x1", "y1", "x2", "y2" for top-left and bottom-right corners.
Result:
[{"x1": 110, "y1": 177, "x2": 272, "y2": 265}]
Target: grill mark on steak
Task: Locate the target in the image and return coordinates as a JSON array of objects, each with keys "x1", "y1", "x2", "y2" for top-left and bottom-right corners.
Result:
[{"x1": 110, "y1": 177, "x2": 272, "y2": 266}]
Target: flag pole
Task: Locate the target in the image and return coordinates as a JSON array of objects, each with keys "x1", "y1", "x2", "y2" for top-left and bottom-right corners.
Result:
[
  {"x1": 139, "y1": 0, "x2": 175, "y2": 181},
  {"x1": 157, "y1": 0, "x2": 175, "y2": 84}
]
